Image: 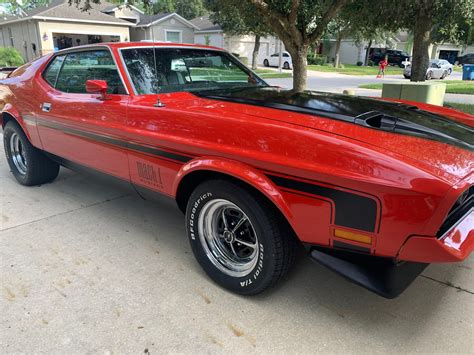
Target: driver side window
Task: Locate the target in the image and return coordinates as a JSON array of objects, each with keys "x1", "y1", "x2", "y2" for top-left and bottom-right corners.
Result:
[{"x1": 54, "y1": 50, "x2": 126, "y2": 94}]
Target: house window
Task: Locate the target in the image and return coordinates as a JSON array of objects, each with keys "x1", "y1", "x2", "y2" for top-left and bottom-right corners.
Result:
[{"x1": 165, "y1": 30, "x2": 182, "y2": 43}]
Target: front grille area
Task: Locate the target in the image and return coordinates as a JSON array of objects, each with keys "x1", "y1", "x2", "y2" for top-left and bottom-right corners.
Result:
[{"x1": 437, "y1": 186, "x2": 473, "y2": 238}]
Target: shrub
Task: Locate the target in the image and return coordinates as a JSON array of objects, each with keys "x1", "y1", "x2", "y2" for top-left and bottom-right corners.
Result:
[
  {"x1": 307, "y1": 53, "x2": 327, "y2": 65},
  {"x1": 0, "y1": 47, "x2": 24, "y2": 67}
]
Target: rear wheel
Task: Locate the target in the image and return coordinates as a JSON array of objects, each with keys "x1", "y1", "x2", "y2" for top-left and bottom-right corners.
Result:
[
  {"x1": 186, "y1": 180, "x2": 297, "y2": 295},
  {"x1": 263, "y1": 59, "x2": 269, "y2": 67},
  {"x1": 283, "y1": 61, "x2": 290, "y2": 70},
  {"x1": 3, "y1": 120, "x2": 59, "y2": 186},
  {"x1": 440, "y1": 70, "x2": 448, "y2": 79}
]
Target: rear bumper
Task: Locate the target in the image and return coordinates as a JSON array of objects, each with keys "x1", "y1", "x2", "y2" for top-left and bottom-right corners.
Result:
[{"x1": 398, "y1": 210, "x2": 473, "y2": 263}]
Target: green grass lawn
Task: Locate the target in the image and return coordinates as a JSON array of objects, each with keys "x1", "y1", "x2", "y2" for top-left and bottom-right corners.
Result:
[
  {"x1": 359, "y1": 80, "x2": 474, "y2": 95},
  {"x1": 254, "y1": 69, "x2": 292, "y2": 78},
  {"x1": 445, "y1": 102, "x2": 474, "y2": 115},
  {"x1": 308, "y1": 64, "x2": 405, "y2": 76}
]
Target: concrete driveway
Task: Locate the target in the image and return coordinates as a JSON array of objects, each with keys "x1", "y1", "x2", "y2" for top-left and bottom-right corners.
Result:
[{"x1": 1, "y1": 133, "x2": 473, "y2": 353}]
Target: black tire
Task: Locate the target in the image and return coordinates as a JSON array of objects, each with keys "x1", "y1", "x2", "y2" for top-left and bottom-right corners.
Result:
[
  {"x1": 426, "y1": 71, "x2": 432, "y2": 80},
  {"x1": 440, "y1": 71, "x2": 447, "y2": 79},
  {"x1": 263, "y1": 59, "x2": 269, "y2": 67},
  {"x1": 186, "y1": 180, "x2": 297, "y2": 295},
  {"x1": 283, "y1": 61, "x2": 290, "y2": 70},
  {"x1": 403, "y1": 74, "x2": 410, "y2": 79},
  {"x1": 3, "y1": 120, "x2": 59, "y2": 186}
]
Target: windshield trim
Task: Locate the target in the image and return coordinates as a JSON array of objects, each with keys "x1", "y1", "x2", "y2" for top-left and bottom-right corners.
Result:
[{"x1": 118, "y1": 46, "x2": 268, "y2": 96}]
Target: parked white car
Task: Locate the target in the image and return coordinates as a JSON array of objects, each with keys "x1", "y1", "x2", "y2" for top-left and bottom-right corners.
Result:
[
  {"x1": 403, "y1": 59, "x2": 453, "y2": 80},
  {"x1": 263, "y1": 52, "x2": 293, "y2": 69}
]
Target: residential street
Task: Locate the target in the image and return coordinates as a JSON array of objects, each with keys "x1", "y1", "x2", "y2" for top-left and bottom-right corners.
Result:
[
  {"x1": 1, "y1": 133, "x2": 473, "y2": 353},
  {"x1": 265, "y1": 70, "x2": 473, "y2": 104}
]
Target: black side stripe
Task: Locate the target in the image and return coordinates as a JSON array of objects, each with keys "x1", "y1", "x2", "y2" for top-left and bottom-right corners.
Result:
[
  {"x1": 37, "y1": 119, "x2": 193, "y2": 163},
  {"x1": 267, "y1": 174, "x2": 378, "y2": 233}
]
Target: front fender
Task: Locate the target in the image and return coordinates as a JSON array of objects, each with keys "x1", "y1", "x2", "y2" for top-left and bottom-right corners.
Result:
[{"x1": 173, "y1": 156, "x2": 294, "y2": 224}]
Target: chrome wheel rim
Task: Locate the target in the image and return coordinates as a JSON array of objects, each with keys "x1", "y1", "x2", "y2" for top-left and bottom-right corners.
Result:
[
  {"x1": 9, "y1": 133, "x2": 27, "y2": 175},
  {"x1": 198, "y1": 199, "x2": 259, "y2": 277}
]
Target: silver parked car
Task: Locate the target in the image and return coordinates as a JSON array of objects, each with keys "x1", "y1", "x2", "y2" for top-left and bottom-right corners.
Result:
[{"x1": 403, "y1": 59, "x2": 453, "y2": 80}]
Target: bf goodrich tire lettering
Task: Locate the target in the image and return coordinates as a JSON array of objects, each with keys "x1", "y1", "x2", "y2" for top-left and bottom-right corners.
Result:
[{"x1": 186, "y1": 180, "x2": 297, "y2": 295}]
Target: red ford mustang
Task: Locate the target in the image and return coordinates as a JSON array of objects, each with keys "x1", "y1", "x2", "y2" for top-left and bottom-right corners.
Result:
[{"x1": 1, "y1": 42, "x2": 473, "y2": 298}]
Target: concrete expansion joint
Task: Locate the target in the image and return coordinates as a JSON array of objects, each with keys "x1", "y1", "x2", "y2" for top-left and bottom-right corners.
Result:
[
  {"x1": 421, "y1": 275, "x2": 474, "y2": 295},
  {"x1": 0, "y1": 193, "x2": 130, "y2": 232}
]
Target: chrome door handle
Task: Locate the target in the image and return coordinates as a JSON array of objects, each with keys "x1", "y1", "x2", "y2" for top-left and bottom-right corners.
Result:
[{"x1": 41, "y1": 102, "x2": 52, "y2": 112}]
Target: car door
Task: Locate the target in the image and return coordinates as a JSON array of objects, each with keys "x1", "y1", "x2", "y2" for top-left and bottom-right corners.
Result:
[
  {"x1": 36, "y1": 48, "x2": 130, "y2": 180},
  {"x1": 269, "y1": 53, "x2": 279, "y2": 67},
  {"x1": 429, "y1": 62, "x2": 444, "y2": 78}
]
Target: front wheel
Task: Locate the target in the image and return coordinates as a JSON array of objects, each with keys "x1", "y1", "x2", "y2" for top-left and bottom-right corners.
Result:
[
  {"x1": 263, "y1": 59, "x2": 269, "y2": 67},
  {"x1": 426, "y1": 71, "x2": 432, "y2": 80},
  {"x1": 283, "y1": 61, "x2": 290, "y2": 70},
  {"x1": 186, "y1": 180, "x2": 297, "y2": 295},
  {"x1": 3, "y1": 120, "x2": 60, "y2": 186}
]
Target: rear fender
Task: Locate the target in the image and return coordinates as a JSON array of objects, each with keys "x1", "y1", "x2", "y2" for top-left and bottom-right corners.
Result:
[
  {"x1": 173, "y1": 157, "x2": 294, "y2": 225},
  {"x1": 2, "y1": 104, "x2": 25, "y2": 131}
]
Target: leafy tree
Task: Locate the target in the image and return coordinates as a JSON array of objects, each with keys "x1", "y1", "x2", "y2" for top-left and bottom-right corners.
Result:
[
  {"x1": 329, "y1": 1, "x2": 397, "y2": 67},
  {"x1": 240, "y1": 0, "x2": 349, "y2": 91},
  {"x1": 206, "y1": 0, "x2": 272, "y2": 69},
  {"x1": 368, "y1": 0, "x2": 474, "y2": 81},
  {"x1": 0, "y1": 47, "x2": 24, "y2": 67},
  {"x1": 151, "y1": 0, "x2": 175, "y2": 14},
  {"x1": 175, "y1": 0, "x2": 206, "y2": 19}
]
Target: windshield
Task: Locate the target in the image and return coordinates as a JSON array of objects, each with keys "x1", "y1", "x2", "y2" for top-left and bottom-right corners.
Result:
[{"x1": 121, "y1": 47, "x2": 267, "y2": 95}]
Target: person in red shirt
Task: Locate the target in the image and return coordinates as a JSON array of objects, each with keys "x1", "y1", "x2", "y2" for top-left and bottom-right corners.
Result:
[{"x1": 377, "y1": 56, "x2": 388, "y2": 78}]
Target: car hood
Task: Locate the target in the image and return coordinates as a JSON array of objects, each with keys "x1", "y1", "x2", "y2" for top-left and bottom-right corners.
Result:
[{"x1": 195, "y1": 87, "x2": 474, "y2": 182}]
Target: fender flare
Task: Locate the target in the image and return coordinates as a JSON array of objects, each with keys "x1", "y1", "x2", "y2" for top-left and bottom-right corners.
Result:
[{"x1": 173, "y1": 156, "x2": 294, "y2": 225}]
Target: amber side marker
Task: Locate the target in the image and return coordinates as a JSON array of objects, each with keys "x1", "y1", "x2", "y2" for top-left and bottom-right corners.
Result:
[{"x1": 334, "y1": 229, "x2": 372, "y2": 244}]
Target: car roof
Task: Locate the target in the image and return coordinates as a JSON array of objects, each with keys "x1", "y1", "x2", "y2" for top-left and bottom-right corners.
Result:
[{"x1": 52, "y1": 41, "x2": 226, "y2": 55}]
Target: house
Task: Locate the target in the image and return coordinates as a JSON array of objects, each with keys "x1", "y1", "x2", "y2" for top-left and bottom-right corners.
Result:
[
  {"x1": 0, "y1": 1, "x2": 198, "y2": 62},
  {"x1": 191, "y1": 15, "x2": 282, "y2": 65},
  {"x1": 323, "y1": 31, "x2": 474, "y2": 65},
  {"x1": 0, "y1": 0, "x2": 133, "y2": 62},
  {"x1": 129, "y1": 12, "x2": 198, "y2": 43},
  {"x1": 102, "y1": 4, "x2": 198, "y2": 43}
]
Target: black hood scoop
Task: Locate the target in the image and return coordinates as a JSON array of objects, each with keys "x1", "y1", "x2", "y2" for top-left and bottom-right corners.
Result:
[{"x1": 197, "y1": 87, "x2": 474, "y2": 151}]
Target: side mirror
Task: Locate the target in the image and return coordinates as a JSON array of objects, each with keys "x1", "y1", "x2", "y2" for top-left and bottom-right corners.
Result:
[{"x1": 86, "y1": 80, "x2": 108, "y2": 100}]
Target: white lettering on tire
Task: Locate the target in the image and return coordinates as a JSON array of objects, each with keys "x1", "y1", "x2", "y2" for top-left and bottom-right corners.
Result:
[
  {"x1": 189, "y1": 192, "x2": 212, "y2": 240},
  {"x1": 240, "y1": 243, "x2": 264, "y2": 287}
]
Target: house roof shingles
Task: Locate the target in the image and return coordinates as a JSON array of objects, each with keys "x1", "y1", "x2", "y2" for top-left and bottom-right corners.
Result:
[
  {"x1": 137, "y1": 13, "x2": 172, "y2": 26},
  {"x1": 190, "y1": 16, "x2": 222, "y2": 32},
  {"x1": 0, "y1": 0, "x2": 132, "y2": 26}
]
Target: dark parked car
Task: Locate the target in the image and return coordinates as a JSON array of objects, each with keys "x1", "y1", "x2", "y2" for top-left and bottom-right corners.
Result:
[
  {"x1": 370, "y1": 48, "x2": 410, "y2": 67},
  {"x1": 456, "y1": 53, "x2": 474, "y2": 65}
]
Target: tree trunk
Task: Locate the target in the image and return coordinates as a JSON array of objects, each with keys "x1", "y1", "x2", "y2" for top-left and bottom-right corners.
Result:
[
  {"x1": 364, "y1": 39, "x2": 372, "y2": 66},
  {"x1": 287, "y1": 45, "x2": 308, "y2": 92},
  {"x1": 411, "y1": 5, "x2": 433, "y2": 82},
  {"x1": 334, "y1": 32, "x2": 343, "y2": 68},
  {"x1": 251, "y1": 34, "x2": 261, "y2": 70}
]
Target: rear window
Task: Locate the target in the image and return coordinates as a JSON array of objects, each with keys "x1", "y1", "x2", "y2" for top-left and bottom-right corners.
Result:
[{"x1": 55, "y1": 50, "x2": 126, "y2": 94}]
